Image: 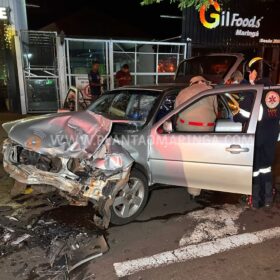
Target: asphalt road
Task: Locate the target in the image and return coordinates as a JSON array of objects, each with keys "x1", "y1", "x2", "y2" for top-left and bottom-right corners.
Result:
[
  {"x1": 1, "y1": 114, "x2": 280, "y2": 280},
  {"x1": 70, "y1": 190, "x2": 280, "y2": 280}
]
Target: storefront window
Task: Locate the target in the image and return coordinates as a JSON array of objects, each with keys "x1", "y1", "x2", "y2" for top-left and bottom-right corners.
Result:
[
  {"x1": 26, "y1": 79, "x2": 58, "y2": 112},
  {"x1": 21, "y1": 31, "x2": 59, "y2": 112},
  {"x1": 113, "y1": 53, "x2": 135, "y2": 73},
  {"x1": 158, "y1": 75, "x2": 175, "y2": 83},
  {"x1": 112, "y1": 42, "x2": 186, "y2": 86},
  {"x1": 68, "y1": 41, "x2": 107, "y2": 75},
  {"x1": 137, "y1": 53, "x2": 156, "y2": 73},
  {"x1": 158, "y1": 54, "x2": 178, "y2": 73},
  {"x1": 66, "y1": 40, "x2": 109, "y2": 94},
  {"x1": 136, "y1": 75, "x2": 156, "y2": 85}
]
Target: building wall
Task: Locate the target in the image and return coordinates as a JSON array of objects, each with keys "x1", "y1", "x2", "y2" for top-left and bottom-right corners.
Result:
[
  {"x1": 0, "y1": 0, "x2": 28, "y2": 31},
  {"x1": 181, "y1": 0, "x2": 280, "y2": 84},
  {"x1": 0, "y1": 0, "x2": 27, "y2": 112},
  {"x1": 182, "y1": 0, "x2": 279, "y2": 47}
]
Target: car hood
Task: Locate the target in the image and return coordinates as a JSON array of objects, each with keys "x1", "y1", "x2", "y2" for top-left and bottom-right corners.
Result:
[{"x1": 3, "y1": 111, "x2": 112, "y2": 159}]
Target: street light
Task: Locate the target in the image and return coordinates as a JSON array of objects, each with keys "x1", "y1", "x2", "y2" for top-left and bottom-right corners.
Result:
[
  {"x1": 26, "y1": 4, "x2": 40, "y2": 8},
  {"x1": 160, "y1": 15, "x2": 182, "y2": 19}
]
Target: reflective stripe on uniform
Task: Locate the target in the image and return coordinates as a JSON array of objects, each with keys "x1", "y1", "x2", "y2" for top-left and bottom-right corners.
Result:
[
  {"x1": 253, "y1": 166, "x2": 271, "y2": 177},
  {"x1": 258, "y1": 105, "x2": 264, "y2": 121},
  {"x1": 259, "y1": 166, "x2": 272, "y2": 174},
  {"x1": 188, "y1": 121, "x2": 215, "y2": 127},
  {"x1": 179, "y1": 119, "x2": 215, "y2": 127},
  {"x1": 239, "y1": 104, "x2": 263, "y2": 121},
  {"x1": 239, "y1": 109, "x2": 251, "y2": 119}
]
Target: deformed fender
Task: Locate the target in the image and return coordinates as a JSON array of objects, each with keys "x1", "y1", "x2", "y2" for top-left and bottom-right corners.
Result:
[{"x1": 94, "y1": 167, "x2": 131, "y2": 229}]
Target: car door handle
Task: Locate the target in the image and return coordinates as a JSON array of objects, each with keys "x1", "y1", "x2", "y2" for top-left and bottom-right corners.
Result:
[{"x1": 226, "y1": 145, "x2": 249, "y2": 154}]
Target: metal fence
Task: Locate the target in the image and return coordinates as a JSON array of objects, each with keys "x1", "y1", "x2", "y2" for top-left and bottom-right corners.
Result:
[
  {"x1": 17, "y1": 31, "x2": 187, "y2": 113},
  {"x1": 20, "y1": 31, "x2": 60, "y2": 112}
]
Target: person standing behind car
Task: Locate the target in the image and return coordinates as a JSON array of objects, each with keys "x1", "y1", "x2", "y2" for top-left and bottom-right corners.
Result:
[
  {"x1": 175, "y1": 76, "x2": 218, "y2": 132},
  {"x1": 88, "y1": 61, "x2": 101, "y2": 100},
  {"x1": 229, "y1": 70, "x2": 247, "y2": 85},
  {"x1": 231, "y1": 71, "x2": 255, "y2": 125},
  {"x1": 248, "y1": 58, "x2": 278, "y2": 208},
  {"x1": 234, "y1": 57, "x2": 278, "y2": 208},
  {"x1": 116, "y1": 64, "x2": 132, "y2": 87}
]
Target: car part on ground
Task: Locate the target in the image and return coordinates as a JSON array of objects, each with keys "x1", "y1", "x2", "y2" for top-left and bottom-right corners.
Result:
[{"x1": 0, "y1": 202, "x2": 109, "y2": 278}]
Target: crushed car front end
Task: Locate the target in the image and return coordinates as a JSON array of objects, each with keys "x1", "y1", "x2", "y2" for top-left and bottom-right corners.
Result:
[{"x1": 2, "y1": 111, "x2": 134, "y2": 228}]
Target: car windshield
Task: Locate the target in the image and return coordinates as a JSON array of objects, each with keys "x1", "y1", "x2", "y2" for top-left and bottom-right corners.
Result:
[
  {"x1": 176, "y1": 55, "x2": 237, "y2": 84},
  {"x1": 87, "y1": 90, "x2": 160, "y2": 129}
]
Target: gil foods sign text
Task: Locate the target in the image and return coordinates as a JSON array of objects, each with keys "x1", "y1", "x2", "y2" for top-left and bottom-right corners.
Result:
[{"x1": 199, "y1": 0, "x2": 263, "y2": 38}]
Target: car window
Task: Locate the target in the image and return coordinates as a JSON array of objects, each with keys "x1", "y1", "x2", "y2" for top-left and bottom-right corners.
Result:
[
  {"x1": 109, "y1": 92, "x2": 130, "y2": 117},
  {"x1": 155, "y1": 93, "x2": 178, "y2": 123},
  {"x1": 159, "y1": 90, "x2": 256, "y2": 134},
  {"x1": 88, "y1": 90, "x2": 160, "y2": 124},
  {"x1": 126, "y1": 94, "x2": 157, "y2": 120},
  {"x1": 89, "y1": 94, "x2": 115, "y2": 114}
]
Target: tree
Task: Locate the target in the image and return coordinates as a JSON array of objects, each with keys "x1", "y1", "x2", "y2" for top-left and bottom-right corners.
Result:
[{"x1": 140, "y1": 0, "x2": 211, "y2": 10}]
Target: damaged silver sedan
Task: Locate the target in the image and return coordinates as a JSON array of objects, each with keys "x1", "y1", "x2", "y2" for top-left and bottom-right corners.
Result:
[
  {"x1": 3, "y1": 83, "x2": 274, "y2": 228},
  {"x1": 2, "y1": 111, "x2": 144, "y2": 228}
]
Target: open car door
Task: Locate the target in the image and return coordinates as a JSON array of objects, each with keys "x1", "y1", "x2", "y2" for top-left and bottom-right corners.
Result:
[{"x1": 148, "y1": 84, "x2": 263, "y2": 195}]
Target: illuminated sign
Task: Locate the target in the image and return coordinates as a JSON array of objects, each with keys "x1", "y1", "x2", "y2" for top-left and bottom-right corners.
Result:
[
  {"x1": 0, "y1": 7, "x2": 7, "y2": 20},
  {"x1": 199, "y1": 0, "x2": 221, "y2": 29},
  {"x1": 199, "y1": 0, "x2": 263, "y2": 38},
  {"x1": 260, "y1": 38, "x2": 280, "y2": 44}
]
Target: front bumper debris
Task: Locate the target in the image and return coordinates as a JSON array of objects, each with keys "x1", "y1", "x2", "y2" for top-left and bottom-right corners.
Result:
[{"x1": 2, "y1": 138, "x2": 133, "y2": 228}]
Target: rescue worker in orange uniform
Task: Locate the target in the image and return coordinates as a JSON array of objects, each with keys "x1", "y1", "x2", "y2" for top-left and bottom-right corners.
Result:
[
  {"x1": 175, "y1": 76, "x2": 218, "y2": 132},
  {"x1": 174, "y1": 76, "x2": 218, "y2": 197}
]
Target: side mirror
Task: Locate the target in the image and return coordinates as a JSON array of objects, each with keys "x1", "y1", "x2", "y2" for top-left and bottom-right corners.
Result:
[{"x1": 215, "y1": 120, "x2": 242, "y2": 133}]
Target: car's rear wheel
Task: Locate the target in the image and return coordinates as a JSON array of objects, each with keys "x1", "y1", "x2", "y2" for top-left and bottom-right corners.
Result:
[{"x1": 110, "y1": 169, "x2": 148, "y2": 225}]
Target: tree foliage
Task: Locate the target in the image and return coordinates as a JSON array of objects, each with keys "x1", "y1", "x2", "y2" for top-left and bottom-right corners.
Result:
[{"x1": 140, "y1": 0, "x2": 211, "y2": 10}]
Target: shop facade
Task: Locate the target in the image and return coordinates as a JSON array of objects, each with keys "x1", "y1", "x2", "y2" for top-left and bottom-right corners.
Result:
[
  {"x1": 16, "y1": 32, "x2": 187, "y2": 113},
  {"x1": 0, "y1": 0, "x2": 27, "y2": 113},
  {"x1": 182, "y1": 0, "x2": 280, "y2": 84}
]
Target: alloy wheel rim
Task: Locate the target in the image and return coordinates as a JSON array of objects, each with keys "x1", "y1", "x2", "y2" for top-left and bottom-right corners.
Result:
[{"x1": 113, "y1": 177, "x2": 145, "y2": 218}]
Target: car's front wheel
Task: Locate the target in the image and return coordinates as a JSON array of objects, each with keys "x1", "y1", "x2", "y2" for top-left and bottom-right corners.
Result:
[{"x1": 110, "y1": 169, "x2": 148, "y2": 225}]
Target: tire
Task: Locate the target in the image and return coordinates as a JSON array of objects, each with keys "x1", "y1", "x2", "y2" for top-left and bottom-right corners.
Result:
[{"x1": 110, "y1": 169, "x2": 149, "y2": 225}]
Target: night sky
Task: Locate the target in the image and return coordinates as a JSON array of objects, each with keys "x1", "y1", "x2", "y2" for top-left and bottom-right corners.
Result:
[{"x1": 26, "y1": 0, "x2": 182, "y2": 39}]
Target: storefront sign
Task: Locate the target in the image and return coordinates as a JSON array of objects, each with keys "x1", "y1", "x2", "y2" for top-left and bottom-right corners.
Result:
[
  {"x1": 0, "y1": 7, "x2": 7, "y2": 20},
  {"x1": 259, "y1": 38, "x2": 280, "y2": 44},
  {"x1": 199, "y1": 0, "x2": 263, "y2": 38},
  {"x1": 182, "y1": 0, "x2": 279, "y2": 46}
]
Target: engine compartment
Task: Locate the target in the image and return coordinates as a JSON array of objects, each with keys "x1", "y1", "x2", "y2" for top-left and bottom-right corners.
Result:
[
  {"x1": 19, "y1": 148, "x2": 62, "y2": 173},
  {"x1": 2, "y1": 137, "x2": 134, "y2": 228}
]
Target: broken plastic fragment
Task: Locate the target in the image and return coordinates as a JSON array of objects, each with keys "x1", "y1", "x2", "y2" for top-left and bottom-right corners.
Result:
[{"x1": 11, "y1": 234, "x2": 31, "y2": 246}]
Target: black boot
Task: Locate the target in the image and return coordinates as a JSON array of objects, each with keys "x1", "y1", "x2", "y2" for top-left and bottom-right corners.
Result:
[{"x1": 252, "y1": 183, "x2": 261, "y2": 208}]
